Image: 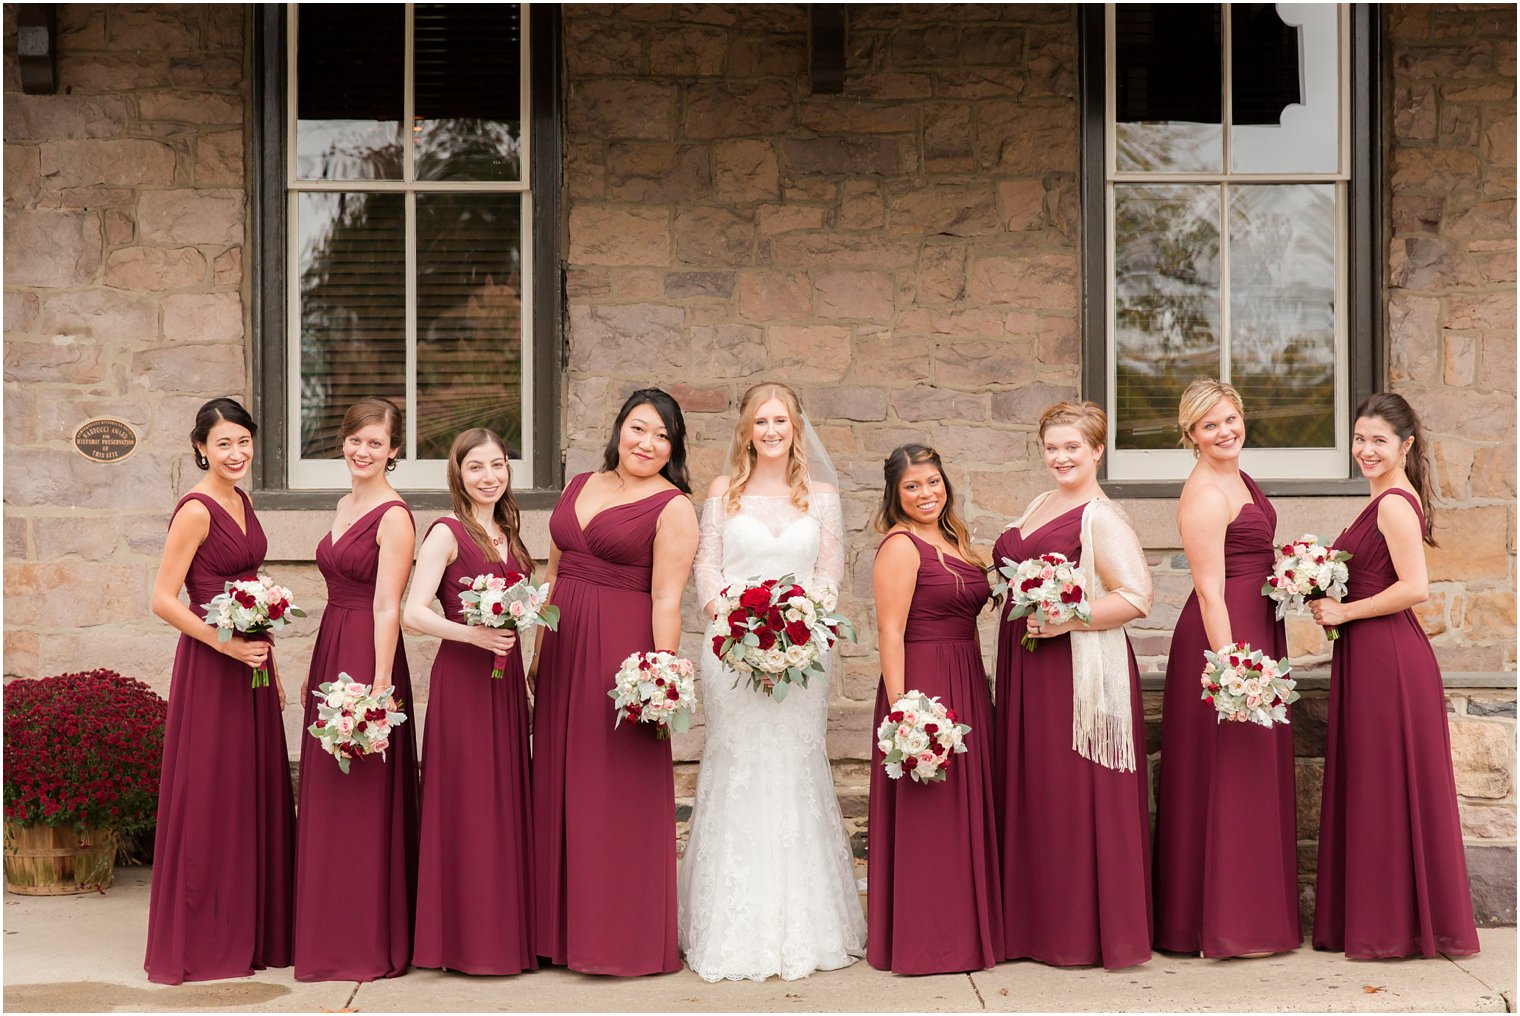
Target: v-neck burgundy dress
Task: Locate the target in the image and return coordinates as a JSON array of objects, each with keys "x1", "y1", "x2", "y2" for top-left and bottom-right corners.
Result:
[
  {"x1": 992, "y1": 504, "x2": 1153, "y2": 970},
  {"x1": 412, "y1": 517, "x2": 537, "y2": 975},
  {"x1": 1314, "y1": 488, "x2": 1479, "y2": 958},
  {"x1": 293, "y1": 501, "x2": 419, "y2": 982},
  {"x1": 145, "y1": 489, "x2": 296, "y2": 985},
  {"x1": 1152, "y1": 473, "x2": 1301, "y2": 957},
  {"x1": 867, "y1": 531, "x2": 1002, "y2": 975},
  {"x1": 532, "y1": 472, "x2": 688, "y2": 976}
]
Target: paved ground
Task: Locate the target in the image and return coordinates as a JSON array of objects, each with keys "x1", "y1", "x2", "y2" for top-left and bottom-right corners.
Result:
[{"x1": 4, "y1": 867, "x2": 1514, "y2": 1013}]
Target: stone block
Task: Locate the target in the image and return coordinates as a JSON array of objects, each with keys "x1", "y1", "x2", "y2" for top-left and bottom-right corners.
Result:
[
  {"x1": 967, "y1": 466, "x2": 1048, "y2": 518},
  {"x1": 649, "y1": 24, "x2": 727, "y2": 76},
  {"x1": 1467, "y1": 695, "x2": 1517, "y2": 718},
  {"x1": 1432, "y1": 437, "x2": 1475, "y2": 501},
  {"x1": 727, "y1": 33, "x2": 807, "y2": 78},
  {"x1": 1465, "y1": 844, "x2": 1517, "y2": 926},
  {"x1": 1471, "y1": 445, "x2": 1517, "y2": 498},
  {"x1": 1389, "y1": 236, "x2": 1460, "y2": 291},
  {"x1": 769, "y1": 232, "x2": 919, "y2": 269},
  {"x1": 757, "y1": 203, "x2": 827, "y2": 238},
  {"x1": 4, "y1": 208, "x2": 102, "y2": 287},
  {"x1": 138, "y1": 189, "x2": 244, "y2": 246},
  {"x1": 1393, "y1": 84, "x2": 1437, "y2": 142},
  {"x1": 568, "y1": 205, "x2": 671, "y2": 266},
  {"x1": 923, "y1": 102, "x2": 974, "y2": 173},
  {"x1": 103, "y1": 246, "x2": 207, "y2": 292},
  {"x1": 1291, "y1": 694, "x2": 1329, "y2": 758},
  {"x1": 1449, "y1": 718, "x2": 1515, "y2": 799},
  {"x1": 805, "y1": 385, "x2": 888, "y2": 423},
  {"x1": 1444, "y1": 199, "x2": 1515, "y2": 239},
  {"x1": 103, "y1": 210, "x2": 134, "y2": 248},
  {"x1": 4, "y1": 630, "x2": 40, "y2": 679},
  {"x1": 713, "y1": 139, "x2": 780, "y2": 204},
  {"x1": 689, "y1": 323, "x2": 767, "y2": 379},
  {"x1": 5, "y1": 146, "x2": 39, "y2": 207},
  {"x1": 847, "y1": 330, "x2": 932, "y2": 384},
  {"x1": 30, "y1": 515, "x2": 120, "y2": 561},
  {"x1": 107, "y1": 5, "x2": 201, "y2": 49},
  {"x1": 967, "y1": 252, "x2": 1078, "y2": 310},
  {"x1": 892, "y1": 385, "x2": 986, "y2": 424},
  {"x1": 1465, "y1": 589, "x2": 1516, "y2": 637},
  {"x1": 161, "y1": 292, "x2": 242, "y2": 345},
  {"x1": 138, "y1": 91, "x2": 243, "y2": 126},
  {"x1": 780, "y1": 137, "x2": 898, "y2": 177},
  {"x1": 765, "y1": 324, "x2": 851, "y2": 382},
  {"x1": 2, "y1": 341, "x2": 107, "y2": 385},
  {"x1": 838, "y1": 181, "x2": 886, "y2": 230},
  {"x1": 569, "y1": 80, "x2": 675, "y2": 140},
  {"x1": 569, "y1": 303, "x2": 686, "y2": 373},
  {"x1": 4, "y1": 561, "x2": 147, "y2": 629},
  {"x1": 857, "y1": 425, "x2": 927, "y2": 459},
  {"x1": 814, "y1": 271, "x2": 894, "y2": 321},
  {"x1": 887, "y1": 23, "x2": 958, "y2": 66},
  {"x1": 1417, "y1": 389, "x2": 1514, "y2": 439},
  {"x1": 913, "y1": 243, "x2": 966, "y2": 304},
  {"x1": 1426, "y1": 506, "x2": 1513, "y2": 581},
  {"x1": 1295, "y1": 758, "x2": 1324, "y2": 841},
  {"x1": 1387, "y1": 295, "x2": 1441, "y2": 382},
  {"x1": 682, "y1": 80, "x2": 797, "y2": 139},
  {"x1": 196, "y1": 130, "x2": 244, "y2": 185},
  {"x1": 1414, "y1": 587, "x2": 1450, "y2": 637},
  {"x1": 798, "y1": 99, "x2": 916, "y2": 135},
  {"x1": 933, "y1": 424, "x2": 1024, "y2": 466},
  {"x1": 3, "y1": 290, "x2": 38, "y2": 335},
  {"x1": 129, "y1": 343, "x2": 245, "y2": 393},
  {"x1": 1390, "y1": 149, "x2": 1482, "y2": 193},
  {"x1": 732, "y1": 270, "x2": 806, "y2": 322},
  {"x1": 1460, "y1": 802, "x2": 1516, "y2": 841},
  {"x1": 1392, "y1": 194, "x2": 1444, "y2": 235},
  {"x1": 1482, "y1": 110, "x2": 1516, "y2": 166},
  {"x1": 663, "y1": 382, "x2": 728, "y2": 414},
  {"x1": 170, "y1": 54, "x2": 244, "y2": 89},
  {"x1": 606, "y1": 142, "x2": 712, "y2": 202},
  {"x1": 989, "y1": 381, "x2": 1079, "y2": 425},
  {"x1": 213, "y1": 248, "x2": 243, "y2": 287},
  {"x1": 663, "y1": 271, "x2": 735, "y2": 300},
  {"x1": 564, "y1": 18, "x2": 645, "y2": 76},
  {"x1": 57, "y1": 52, "x2": 176, "y2": 92},
  {"x1": 1439, "y1": 101, "x2": 1482, "y2": 147},
  {"x1": 825, "y1": 701, "x2": 877, "y2": 760},
  {"x1": 3, "y1": 93, "x2": 129, "y2": 141},
  {"x1": 672, "y1": 206, "x2": 754, "y2": 267},
  {"x1": 1443, "y1": 332, "x2": 1480, "y2": 387},
  {"x1": 40, "y1": 289, "x2": 158, "y2": 346},
  {"x1": 934, "y1": 338, "x2": 1038, "y2": 387},
  {"x1": 888, "y1": 182, "x2": 999, "y2": 237},
  {"x1": 976, "y1": 101, "x2": 1077, "y2": 172},
  {"x1": 1446, "y1": 291, "x2": 1517, "y2": 332}
]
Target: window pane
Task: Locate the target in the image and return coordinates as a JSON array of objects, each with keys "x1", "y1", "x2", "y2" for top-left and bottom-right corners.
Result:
[
  {"x1": 296, "y1": 5, "x2": 404, "y2": 180},
  {"x1": 416, "y1": 193, "x2": 523, "y2": 460},
  {"x1": 414, "y1": 5, "x2": 523, "y2": 182},
  {"x1": 1228, "y1": 184, "x2": 1337, "y2": 448},
  {"x1": 298, "y1": 192, "x2": 406, "y2": 458},
  {"x1": 1231, "y1": 4, "x2": 1340, "y2": 174},
  {"x1": 1114, "y1": 4, "x2": 1223, "y2": 173},
  {"x1": 1114, "y1": 184, "x2": 1221, "y2": 449}
]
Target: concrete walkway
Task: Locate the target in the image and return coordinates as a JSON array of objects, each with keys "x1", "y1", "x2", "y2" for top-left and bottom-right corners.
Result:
[{"x1": 4, "y1": 867, "x2": 1513, "y2": 1013}]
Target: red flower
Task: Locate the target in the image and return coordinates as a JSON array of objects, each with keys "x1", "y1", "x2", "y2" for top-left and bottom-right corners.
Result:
[
  {"x1": 755, "y1": 627, "x2": 777, "y2": 651},
  {"x1": 765, "y1": 608, "x2": 785, "y2": 631},
  {"x1": 729, "y1": 615, "x2": 748, "y2": 637},
  {"x1": 1059, "y1": 587, "x2": 1082, "y2": 604},
  {"x1": 945, "y1": 707, "x2": 958, "y2": 723},
  {"x1": 785, "y1": 620, "x2": 811, "y2": 646},
  {"x1": 739, "y1": 586, "x2": 770, "y2": 612},
  {"x1": 504, "y1": 571, "x2": 524, "y2": 585},
  {"x1": 761, "y1": 578, "x2": 778, "y2": 589},
  {"x1": 902, "y1": 755, "x2": 918, "y2": 770},
  {"x1": 924, "y1": 722, "x2": 939, "y2": 736},
  {"x1": 787, "y1": 584, "x2": 806, "y2": 601},
  {"x1": 710, "y1": 635, "x2": 726, "y2": 657},
  {"x1": 665, "y1": 687, "x2": 680, "y2": 701},
  {"x1": 888, "y1": 710, "x2": 904, "y2": 723},
  {"x1": 491, "y1": 602, "x2": 505, "y2": 615},
  {"x1": 1019, "y1": 577, "x2": 1042, "y2": 593}
]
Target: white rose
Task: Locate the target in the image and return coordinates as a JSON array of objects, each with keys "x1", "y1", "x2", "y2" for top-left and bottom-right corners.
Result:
[
  {"x1": 783, "y1": 644, "x2": 810, "y2": 668},
  {"x1": 820, "y1": 589, "x2": 838, "y2": 612},
  {"x1": 762, "y1": 647, "x2": 788, "y2": 672}
]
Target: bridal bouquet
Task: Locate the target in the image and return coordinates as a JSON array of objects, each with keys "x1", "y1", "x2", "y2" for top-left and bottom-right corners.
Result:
[
  {"x1": 1200, "y1": 643, "x2": 1298, "y2": 728},
  {"x1": 459, "y1": 571, "x2": 559, "y2": 678},
  {"x1": 201, "y1": 574, "x2": 306, "y2": 688},
  {"x1": 992, "y1": 552, "x2": 1091, "y2": 651},
  {"x1": 1262, "y1": 534, "x2": 1352, "y2": 640},
  {"x1": 876, "y1": 690, "x2": 971, "y2": 784},
  {"x1": 609, "y1": 650, "x2": 695, "y2": 740},
  {"x1": 307, "y1": 674, "x2": 409, "y2": 774},
  {"x1": 709, "y1": 574, "x2": 857, "y2": 701}
]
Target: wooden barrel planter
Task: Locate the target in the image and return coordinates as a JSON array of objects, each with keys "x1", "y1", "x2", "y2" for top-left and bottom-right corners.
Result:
[{"x1": 4, "y1": 822, "x2": 115, "y2": 895}]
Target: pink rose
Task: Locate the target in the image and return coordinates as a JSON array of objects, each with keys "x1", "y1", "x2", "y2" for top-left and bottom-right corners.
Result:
[
  {"x1": 509, "y1": 600, "x2": 527, "y2": 619},
  {"x1": 371, "y1": 738, "x2": 389, "y2": 754}
]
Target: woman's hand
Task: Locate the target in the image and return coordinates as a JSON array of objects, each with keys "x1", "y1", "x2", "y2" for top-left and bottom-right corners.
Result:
[
  {"x1": 372, "y1": 673, "x2": 394, "y2": 702},
  {"x1": 1309, "y1": 598, "x2": 1352, "y2": 628},
  {"x1": 219, "y1": 634, "x2": 270, "y2": 669},
  {"x1": 1024, "y1": 616, "x2": 1082, "y2": 640},
  {"x1": 468, "y1": 625, "x2": 518, "y2": 655}
]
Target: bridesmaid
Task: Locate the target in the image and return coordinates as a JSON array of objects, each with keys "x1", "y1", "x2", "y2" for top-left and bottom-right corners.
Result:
[
  {"x1": 995, "y1": 403, "x2": 1154, "y2": 969},
  {"x1": 531, "y1": 388, "x2": 699, "y2": 976},
  {"x1": 1152, "y1": 379, "x2": 1301, "y2": 958},
  {"x1": 1310, "y1": 394, "x2": 1480, "y2": 958},
  {"x1": 868, "y1": 444, "x2": 1002, "y2": 974},
  {"x1": 402, "y1": 429, "x2": 537, "y2": 975},
  {"x1": 293, "y1": 398, "x2": 418, "y2": 982},
  {"x1": 145, "y1": 398, "x2": 294, "y2": 984}
]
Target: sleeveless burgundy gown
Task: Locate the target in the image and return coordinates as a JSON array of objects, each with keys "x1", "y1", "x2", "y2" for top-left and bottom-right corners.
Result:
[
  {"x1": 412, "y1": 517, "x2": 537, "y2": 975},
  {"x1": 867, "y1": 531, "x2": 1002, "y2": 974},
  {"x1": 293, "y1": 501, "x2": 419, "y2": 981},
  {"x1": 1314, "y1": 488, "x2": 1480, "y2": 958},
  {"x1": 992, "y1": 505, "x2": 1153, "y2": 969},
  {"x1": 1153, "y1": 473, "x2": 1301, "y2": 956},
  {"x1": 532, "y1": 472, "x2": 687, "y2": 976},
  {"x1": 145, "y1": 489, "x2": 295, "y2": 984}
]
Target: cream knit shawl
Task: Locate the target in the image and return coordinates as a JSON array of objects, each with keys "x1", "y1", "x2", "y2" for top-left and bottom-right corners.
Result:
[{"x1": 1010, "y1": 493, "x2": 1153, "y2": 772}]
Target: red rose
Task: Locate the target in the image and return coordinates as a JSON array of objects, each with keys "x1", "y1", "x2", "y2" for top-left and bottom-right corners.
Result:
[
  {"x1": 924, "y1": 722, "x2": 939, "y2": 735},
  {"x1": 785, "y1": 620, "x2": 811, "y2": 646},
  {"x1": 761, "y1": 578, "x2": 778, "y2": 589},
  {"x1": 1020, "y1": 577, "x2": 1041, "y2": 593},
  {"x1": 711, "y1": 635, "x2": 726, "y2": 657},
  {"x1": 1041, "y1": 553, "x2": 1062, "y2": 565},
  {"x1": 766, "y1": 608, "x2": 785, "y2": 631},
  {"x1": 902, "y1": 755, "x2": 918, "y2": 770},
  {"x1": 505, "y1": 571, "x2": 524, "y2": 585},
  {"x1": 492, "y1": 602, "x2": 505, "y2": 615},
  {"x1": 945, "y1": 708, "x2": 958, "y2": 723},
  {"x1": 357, "y1": 720, "x2": 368, "y2": 732},
  {"x1": 739, "y1": 587, "x2": 770, "y2": 612},
  {"x1": 729, "y1": 615, "x2": 748, "y2": 637},
  {"x1": 888, "y1": 710, "x2": 904, "y2": 723},
  {"x1": 268, "y1": 601, "x2": 286, "y2": 620},
  {"x1": 1060, "y1": 588, "x2": 1081, "y2": 604},
  {"x1": 756, "y1": 627, "x2": 777, "y2": 651},
  {"x1": 666, "y1": 687, "x2": 680, "y2": 701},
  {"x1": 788, "y1": 584, "x2": 806, "y2": 600},
  {"x1": 638, "y1": 656, "x2": 651, "y2": 671}
]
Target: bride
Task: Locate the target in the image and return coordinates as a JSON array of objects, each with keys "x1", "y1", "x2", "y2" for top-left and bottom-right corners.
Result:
[{"x1": 678, "y1": 381, "x2": 867, "y2": 982}]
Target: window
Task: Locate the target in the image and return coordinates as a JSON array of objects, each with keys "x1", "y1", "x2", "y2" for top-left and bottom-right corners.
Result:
[
  {"x1": 1080, "y1": 4, "x2": 1380, "y2": 489},
  {"x1": 254, "y1": 4, "x2": 562, "y2": 497}
]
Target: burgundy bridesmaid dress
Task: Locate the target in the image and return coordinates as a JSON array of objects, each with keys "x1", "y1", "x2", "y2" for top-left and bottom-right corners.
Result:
[
  {"x1": 992, "y1": 506, "x2": 1153, "y2": 969},
  {"x1": 144, "y1": 489, "x2": 295, "y2": 984},
  {"x1": 532, "y1": 472, "x2": 687, "y2": 976},
  {"x1": 1152, "y1": 473, "x2": 1301, "y2": 957},
  {"x1": 867, "y1": 532, "x2": 1002, "y2": 975},
  {"x1": 412, "y1": 517, "x2": 536, "y2": 975},
  {"x1": 1314, "y1": 488, "x2": 1480, "y2": 958},
  {"x1": 293, "y1": 501, "x2": 419, "y2": 981}
]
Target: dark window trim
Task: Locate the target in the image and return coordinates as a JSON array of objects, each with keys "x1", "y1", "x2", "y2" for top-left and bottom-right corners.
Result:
[
  {"x1": 1078, "y1": 4, "x2": 1382, "y2": 499},
  {"x1": 250, "y1": 4, "x2": 565, "y2": 511}
]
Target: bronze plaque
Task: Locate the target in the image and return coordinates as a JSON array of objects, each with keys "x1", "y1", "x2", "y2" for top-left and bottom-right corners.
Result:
[{"x1": 73, "y1": 418, "x2": 138, "y2": 463}]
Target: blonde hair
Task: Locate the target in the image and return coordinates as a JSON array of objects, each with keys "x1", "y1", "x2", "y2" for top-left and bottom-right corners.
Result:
[
  {"x1": 1178, "y1": 378, "x2": 1244, "y2": 455},
  {"x1": 1038, "y1": 401, "x2": 1107, "y2": 450},
  {"x1": 724, "y1": 382, "x2": 811, "y2": 515}
]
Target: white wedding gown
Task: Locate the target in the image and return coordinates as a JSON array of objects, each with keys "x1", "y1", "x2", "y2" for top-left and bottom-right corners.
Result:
[{"x1": 677, "y1": 491, "x2": 867, "y2": 982}]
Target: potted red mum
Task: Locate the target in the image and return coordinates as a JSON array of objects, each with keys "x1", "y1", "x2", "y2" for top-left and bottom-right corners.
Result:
[{"x1": 3, "y1": 669, "x2": 167, "y2": 895}]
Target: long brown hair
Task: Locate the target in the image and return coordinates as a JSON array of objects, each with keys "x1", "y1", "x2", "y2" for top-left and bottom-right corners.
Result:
[
  {"x1": 874, "y1": 444, "x2": 986, "y2": 569},
  {"x1": 445, "y1": 428, "x2": 534, "y2": 575},
  {"x1": 724, "y1": 382, "x2": 811, "y2": 515},
  {"x1": 1355, "y1": 393, "x2": 1438, "y2": 547}
]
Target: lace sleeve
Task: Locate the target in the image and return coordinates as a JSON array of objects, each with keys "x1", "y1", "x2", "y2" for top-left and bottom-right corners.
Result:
[
  {"x1": 813, "y1": 492, "x2": 846, "y2": 593},
  {"x1": 1092, "y1": 501, "x2": 1153, "y2": 617},
  {"x1": 694, "y1": 496, "x2": 727, "y2": 609}
]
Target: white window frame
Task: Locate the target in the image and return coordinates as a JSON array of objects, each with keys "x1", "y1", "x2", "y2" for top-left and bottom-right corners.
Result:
[
  {"x1": 1103, "y1": 2, "x2": 1351, "y2": 482},
  {"x1": 285, "y1": 2, "x2": 534, "y2": 490}
]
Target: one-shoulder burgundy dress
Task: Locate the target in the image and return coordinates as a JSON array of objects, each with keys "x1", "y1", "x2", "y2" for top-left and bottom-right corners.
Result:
[
  {"x1": 867, "y1": 531, "x2": 1002, "y2": 975},
  {"x1": 532, "y1": 472, "x2": 687, "y2": 976},
  {"x1": 1152, "y1": 473, "x2": 1301, "y2": 957},
  {"x1": 992, "y1": 504, "x2": 1153, "y2": 969},
  {"x1": 1314, "y1": 488, "x2": 1480, "y2": 958},
  {"x1": 145, "y1": 489, "x2": 295, "y2": 984},
  {"x1": 412, "y1": 516, "x2": 537, "y2": 975},
  {"x1": 293, "y1": 501, "x2": 419, "y2": 981}
]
